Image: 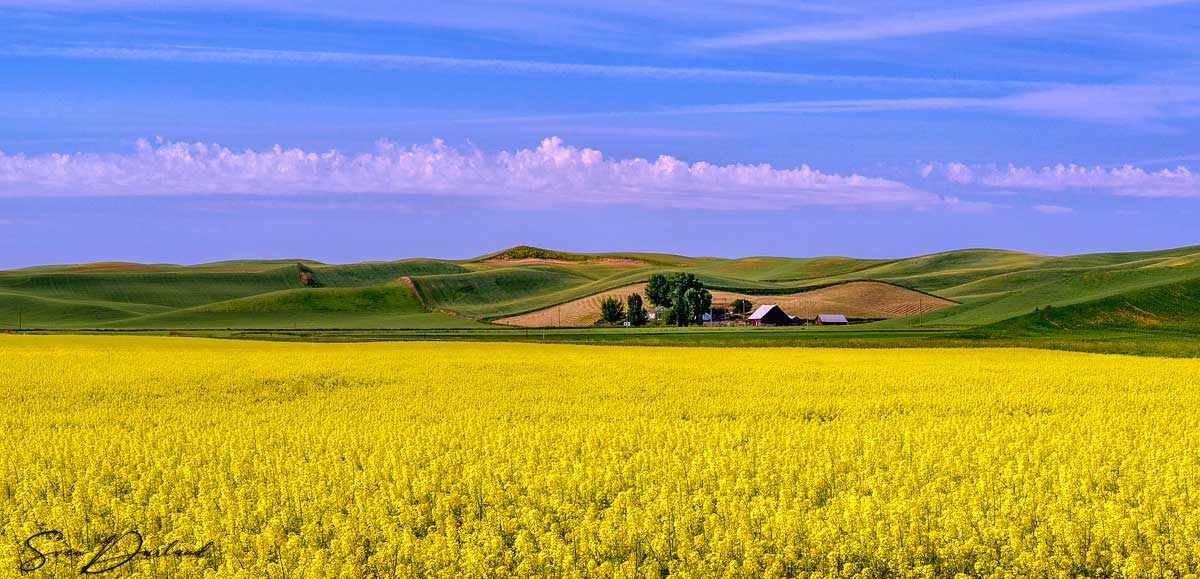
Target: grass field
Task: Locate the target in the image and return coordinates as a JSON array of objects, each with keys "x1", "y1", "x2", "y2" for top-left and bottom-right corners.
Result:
[
  {"x1": 4, "y1": 336, "x2": 1200, "y2": 578},
  {"x1": 99, "y1": 285, "x2": 491, "y2": 330}
]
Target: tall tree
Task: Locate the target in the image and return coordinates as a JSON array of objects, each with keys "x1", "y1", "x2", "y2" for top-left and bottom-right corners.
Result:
[
  {"x1": 626, "y1": 293, "x2": 648, "y2": 326},
  {"x1": 645, "y1": 273, "x2": 672, "y2": 307},
  {"x1": 679, "y1": 287, "x2": 713, "y2": 326},
  {"x1": 668, "y1": 273, "x2": 703, "y2": 325}
]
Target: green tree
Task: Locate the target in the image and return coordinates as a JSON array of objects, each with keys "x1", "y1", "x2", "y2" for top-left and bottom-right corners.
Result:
[
  {"x1": 730, "y1": 298, "x2": 754, "y2": 316},
  {"x1": 599, "y1": 297, "x2": 625, "y2": 324},
  {"x1": 697, "y1": 289, "x2": 713, "y2": 323},
  {"x1": 645, "y1": 273, "x2": 673, "y2": 307},
  {"x1": 665, "y1": 307, "x2": 679, "y2": 326},
  {"x1": 667, "y1": 274, "x2": 703, "y2": 325},
  {"x1": 679, "y1": 287, "x2": 713, "y2": 326},
  {"x1": 626, "y1": 293, "x2": 648, "y2": 326}
]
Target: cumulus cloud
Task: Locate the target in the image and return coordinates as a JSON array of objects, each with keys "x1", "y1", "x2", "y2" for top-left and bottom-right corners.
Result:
[
  {"x1": 0, "y1": 137, "x2": 942, "y2": 210},
  {"x1": 922, "y1": 162, "x2": 1200, "y2": 198},
  {"x1": 1033, "y1": 204, "x2": 1075, "y2": 214}
]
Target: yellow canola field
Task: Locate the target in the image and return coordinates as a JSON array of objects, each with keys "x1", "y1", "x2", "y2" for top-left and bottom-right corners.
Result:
[{"x1": 2, "y1": 336, "x2": 1200, "y2": 578}]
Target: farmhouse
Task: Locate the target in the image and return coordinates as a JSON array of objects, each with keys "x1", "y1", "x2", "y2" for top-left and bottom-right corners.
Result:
[
  {"x1": 647, "y1": 306, "x2": 666, "y2": 321},
  {"x1": 814, "y1": 314, "x2": 849, "y2": 325},
  {"x1": 748, "y1": 304, "x2": 793, "y2": 326}
]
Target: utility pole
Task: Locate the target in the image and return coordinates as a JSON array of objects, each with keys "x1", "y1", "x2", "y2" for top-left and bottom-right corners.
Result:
[{"x1": 919, "y1": 292, "x2": 926, "y2": 327}]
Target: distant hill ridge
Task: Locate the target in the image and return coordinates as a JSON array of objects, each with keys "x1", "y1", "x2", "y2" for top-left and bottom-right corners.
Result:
[{"x1": 2, "y1": 243, "x2": 1199, "y2": 331}]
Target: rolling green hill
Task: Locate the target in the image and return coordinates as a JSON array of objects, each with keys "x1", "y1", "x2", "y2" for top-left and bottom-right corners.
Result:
[
  {"x1": 305, "y1": 259, "x2": 471, "y2": 287},
  {"x1": 2, "y1": 244, "x2": 1199, "y2": 336},
  {"x1": 105, "y1": 285, "x2": 487, "y2": 329},
  {"x1": 0, "y1": 267, "x2": 308, "y2": 307},
  {"x1": 969, "y1": 276, "x2": 1200, "y2": 338}
]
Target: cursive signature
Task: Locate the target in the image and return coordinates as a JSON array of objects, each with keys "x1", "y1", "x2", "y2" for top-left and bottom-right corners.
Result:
[{"x1": 20, "y1": 530, "x2": 213, "y2": 574}]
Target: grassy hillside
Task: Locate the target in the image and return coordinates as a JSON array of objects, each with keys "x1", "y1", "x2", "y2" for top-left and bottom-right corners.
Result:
[
  {"x1": 103, "y1": 285, "x2": 487, "y2": 329},
  {"x1": 972, "y1": 276, "x2": 1200, "y2": 337},
  {"x1": 695, "y1": 256, "x2": 888, "y2": 282},
  {"x1": 5, "y1": 244, "x2": 1200, "y2": 337},
  {"x1": 876, "y1": 262, "x2": 1200, "y2": 329},
  {"x1": 0, "y1": 267, "x2": 302, "y2": 308},
  {"x1": 306, "y1": 259, "x2": 470, "y2": 287},
  {"x1": 413, "y1": 266, "x2": 604, "y2": 318},
  {"x1": 0, "y1": 291, "x2": 172, "y2": 327}
]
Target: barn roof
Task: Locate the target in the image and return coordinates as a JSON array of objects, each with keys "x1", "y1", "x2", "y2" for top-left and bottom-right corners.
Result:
[
  {"x1": 748, "y1": 304, "x2": 780, "y2": 320},
  {"x1": 816, "y1": 314, "x2": 848, "y2": 323}
]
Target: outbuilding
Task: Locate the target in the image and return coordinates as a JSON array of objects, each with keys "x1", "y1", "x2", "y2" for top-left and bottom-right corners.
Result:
[
  {"x1": 748, "y1": 304, "x2": 793, "y2": 326},
  {"x1": 814, "y1": 314, "x2": 849, "y2": 325}
]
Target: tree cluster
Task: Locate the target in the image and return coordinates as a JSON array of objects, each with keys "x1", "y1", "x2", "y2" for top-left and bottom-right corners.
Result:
[
  {"x1": 645, "y1": 273, "x2": 713, "y2": 327},
  {"x1": 599, "y1": 293, "x2": 651, "y2": 326}
]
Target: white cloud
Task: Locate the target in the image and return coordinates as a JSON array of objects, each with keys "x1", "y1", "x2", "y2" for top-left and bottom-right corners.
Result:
[
  {"x1": 1033, "y1": 204, "x2": 1075, "y2": 214},
  {"x1": 0, "y1": 137, "x2": 942, "y2": 210},
  {"x1": 923, "y1": 162, "x2": 1200, "y2": 197},
  {"x1": 695, "y1": 0, "x2": 1195, "y2": 47},
  {"x1": 942, "y1": 196, "x2": 1003, "y2": 213}
]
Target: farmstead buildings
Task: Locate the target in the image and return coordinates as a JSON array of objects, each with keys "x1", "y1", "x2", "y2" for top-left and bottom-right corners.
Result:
[{"x1": 748, "y1": 305, "x2": 850, "y2": 326}]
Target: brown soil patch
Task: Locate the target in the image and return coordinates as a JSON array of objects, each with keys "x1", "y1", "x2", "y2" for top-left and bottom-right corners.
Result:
[
  {"x1": 400, "y1": 277, "x2": 427, "y2": 310},
  {"x1": 495, "y1": 285, "x2": 649, "y2": 327},
  {"x1": 495, "y1": 281, "x2": 957, "y2": 327}
]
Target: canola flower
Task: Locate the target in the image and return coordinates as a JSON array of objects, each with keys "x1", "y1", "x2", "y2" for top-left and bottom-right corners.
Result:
[{"x1": 2, "y1": 335, "x2": 1200, "y2": 578}]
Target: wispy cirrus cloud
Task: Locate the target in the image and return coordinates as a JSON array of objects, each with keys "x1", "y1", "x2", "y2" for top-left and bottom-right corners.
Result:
[
  {"x1": 1033, "y1": 204, "x2": 1076, "y2": 214},
  {"x1": 1131, "y1": 151, "x2": 1200, "y2": 165},
  {"x1": 695, "y1": 0, "x2": 1196, "y2": 47},
  {"x1": 923, "y1": 161, "x2": 1200, "y2": 197},
  {"x1": 0, "y1": 44, "x2": 1055, "y2": 89},
  {"x1": 0, "y1": 0, "x2": 850, "y2": 38},
  {"x1": 0, "y1": 137, "x2": 945, "y2": 210},
  {"x1": 681, "y1": 84, "x2": 1200, "y2": 123},
  {"x1": 942, "y1": 196, "x2": 1004, "y2": 213}
]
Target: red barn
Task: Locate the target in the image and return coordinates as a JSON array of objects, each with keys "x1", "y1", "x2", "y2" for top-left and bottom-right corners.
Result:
[{"x1": 748, "y1": 304, "x2": 793, "y2": 326}]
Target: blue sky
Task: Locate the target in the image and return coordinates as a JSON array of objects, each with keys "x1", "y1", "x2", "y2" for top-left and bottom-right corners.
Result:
[{"x1": 1, "y1": 0, "x2": 1199, "y2": 266}]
